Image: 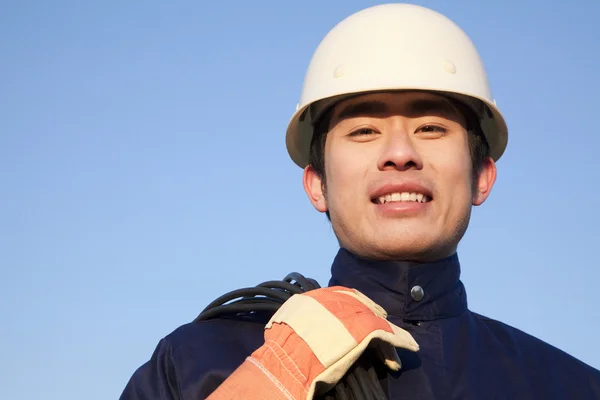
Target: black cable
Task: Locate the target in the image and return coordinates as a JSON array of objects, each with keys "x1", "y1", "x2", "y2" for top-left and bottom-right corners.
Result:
[
  {"x1": 257, "y1": 280, "x2": 305, "y2": 295},
  {"x1": 307, "y1": 277, "x2": 322, "y2": 289},
  {"x1": 367, "y1": 364, "x2": 387, "y2": 400},
  {"x1": 200, "y1": 287, "x2": 291, "y2": 312},
  {"x1": 283, "y1": 272, "x2": 317, "y2": 291},
  {"x1": 196, "y1": 303, "x2": 281, "y2": 320},
  {"x1": 331, "y1": 379, "x2": 351, "y2": 400},
  {"x1": 195, "y1": 272, "x2": 387, "y2": 400},
  {"x1": 346, "y1": 371, "x2": 362, "y2": 400}
]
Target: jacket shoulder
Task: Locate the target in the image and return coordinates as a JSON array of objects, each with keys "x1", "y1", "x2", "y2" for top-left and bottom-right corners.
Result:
[
  {"x1": 120, "y1": 317, "x2": 266, "y2": 400},
  {"x1": 472, "y1": 312, "x2": 600, "y2": 395},
  {"x1": 166, "y1": 316, "x2": 266, "y2": 352}
]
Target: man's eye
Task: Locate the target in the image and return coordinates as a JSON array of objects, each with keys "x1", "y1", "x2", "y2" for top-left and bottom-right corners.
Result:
[
  {"x1": 349, "y1": 127, "x2": 376, "y2": 136},
  {"x1": 417, "y1": 125, "x2": 447, "y2": 134}
]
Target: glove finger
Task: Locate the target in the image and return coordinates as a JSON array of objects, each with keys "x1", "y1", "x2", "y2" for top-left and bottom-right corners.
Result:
[
  {"x1": 387, "y1": 320, "x2": 420, "y2": 352},
  {"x1": 368, "y1": 323, "x2": 419, "y2": 372},
  {"x1": 371, "y1": 339, "x2": 403, "y2": 371}
]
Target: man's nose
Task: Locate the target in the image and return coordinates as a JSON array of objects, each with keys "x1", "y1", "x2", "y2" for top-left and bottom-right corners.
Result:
[{"x1": 377, "y1": 126, "x2": 423, "y2": 171}]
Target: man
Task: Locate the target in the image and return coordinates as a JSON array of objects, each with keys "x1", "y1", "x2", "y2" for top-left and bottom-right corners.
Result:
[{"x1": 120, "y1": 4, "x2": 600, "y2": 399}]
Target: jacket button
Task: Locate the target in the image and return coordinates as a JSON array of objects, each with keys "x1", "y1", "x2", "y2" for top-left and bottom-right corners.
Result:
[{"x1": 411, "y1": 285, "x2": 424, "y2": 301}]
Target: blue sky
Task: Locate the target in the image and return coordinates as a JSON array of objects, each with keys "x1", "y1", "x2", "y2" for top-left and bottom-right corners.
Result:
[{"x1": 2, "y1": 1, "x2": 599, "y2": 398}]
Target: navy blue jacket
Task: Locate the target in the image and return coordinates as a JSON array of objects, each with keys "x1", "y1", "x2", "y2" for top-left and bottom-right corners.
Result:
[{"x1": 120, "y1": 249, "x2": 600, "y2": 399}]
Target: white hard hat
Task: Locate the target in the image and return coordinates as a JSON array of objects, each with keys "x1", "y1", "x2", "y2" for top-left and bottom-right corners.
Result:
[{"x1": 285, "y1": 3, "x2": 508, "y2": 168}]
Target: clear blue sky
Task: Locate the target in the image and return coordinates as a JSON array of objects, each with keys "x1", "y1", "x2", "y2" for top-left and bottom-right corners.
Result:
[{"x1": 2, "y1": 1, "x2": 599, "y2": 398}]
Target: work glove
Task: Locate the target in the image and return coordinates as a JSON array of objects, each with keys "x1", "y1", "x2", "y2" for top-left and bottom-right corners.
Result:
[{"x1": 207, "y1": 286, "x2": 419, "y2": 400}]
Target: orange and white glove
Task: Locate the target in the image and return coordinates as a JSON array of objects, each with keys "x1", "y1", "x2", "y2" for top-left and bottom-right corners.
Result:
[{"x1": 207, "y1": 286, "x2": 420, "y2": 400}]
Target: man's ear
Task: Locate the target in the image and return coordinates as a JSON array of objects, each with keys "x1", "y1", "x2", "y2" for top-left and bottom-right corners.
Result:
[
  {"x1": 473, "y1": 157, "x2": 497, "y2": 206},
  {"x1": 303, "y1": 165, "x2": 328, "y2": 213}
]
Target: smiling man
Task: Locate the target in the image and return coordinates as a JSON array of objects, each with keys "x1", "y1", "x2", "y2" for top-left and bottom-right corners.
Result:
[{"x1": 119, "y1": 4, "x2": 600, "y2": 399}]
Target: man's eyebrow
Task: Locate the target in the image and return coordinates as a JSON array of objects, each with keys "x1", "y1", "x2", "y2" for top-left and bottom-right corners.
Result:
[
  {"x1": 335, "y1": 101, "x2": 391, "y2": 120},
  {"x1": 404, "y1": 98, "x2": 460, "y2": 118},
  {"x1": 334, "y1": 98, "x2": 461, "y2": 122}
]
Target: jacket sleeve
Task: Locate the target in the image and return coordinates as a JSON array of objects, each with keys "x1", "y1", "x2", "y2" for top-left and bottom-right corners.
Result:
[{"x1": 119, "y1": 339, "x2": 182, "y2": 400}]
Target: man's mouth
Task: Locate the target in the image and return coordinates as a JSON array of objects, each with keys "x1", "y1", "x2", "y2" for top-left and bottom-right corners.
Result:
[{"x1": 373, "y1": 192, "x2": 432, "y2": 204}]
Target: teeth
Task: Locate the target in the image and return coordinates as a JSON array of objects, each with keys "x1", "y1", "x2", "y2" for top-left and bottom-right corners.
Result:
[{"x1": 377, "y1": 192, "x2": 430, "y2": 204}]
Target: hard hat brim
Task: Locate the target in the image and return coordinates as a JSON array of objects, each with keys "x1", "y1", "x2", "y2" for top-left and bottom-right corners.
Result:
[{"x1": 285, "y1": 88, "x2": 508, "y2": 169}]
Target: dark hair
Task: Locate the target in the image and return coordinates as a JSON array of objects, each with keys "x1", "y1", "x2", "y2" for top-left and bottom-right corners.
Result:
[{"x1": 307, "y1": 98, "x2": 491, "y2": 219}]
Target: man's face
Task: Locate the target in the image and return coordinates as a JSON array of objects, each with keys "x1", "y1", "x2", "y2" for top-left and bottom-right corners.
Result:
[{"x1": 303, "y1": 91, "x2": 496, "y2": 261}]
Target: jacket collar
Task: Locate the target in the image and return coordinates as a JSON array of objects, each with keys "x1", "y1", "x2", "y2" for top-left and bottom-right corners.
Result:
[{"x1": 327, "y1": 247, "x2": 467, "y2": 321}]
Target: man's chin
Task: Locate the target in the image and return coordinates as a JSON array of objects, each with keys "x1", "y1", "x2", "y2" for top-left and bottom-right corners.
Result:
[{"x1": 360, "y1": 236, "x2": 453, "y2": 262}]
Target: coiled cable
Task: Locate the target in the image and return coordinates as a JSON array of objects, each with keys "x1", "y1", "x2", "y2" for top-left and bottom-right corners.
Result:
[{"x1": 194, "y1": 272, "x2": 388, "y2": 400}]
